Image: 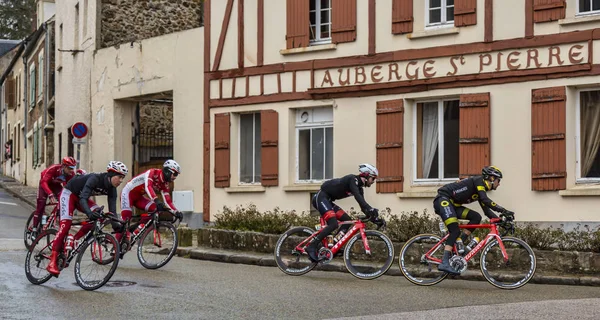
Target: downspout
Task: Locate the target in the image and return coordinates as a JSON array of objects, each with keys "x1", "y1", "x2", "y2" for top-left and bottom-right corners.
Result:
[
  {"x1": 23, "y1": 53, "x2": 28, "y2": 183},
  {"x1": 44, "y1": 22, "x2": 50, "y2": 163}
]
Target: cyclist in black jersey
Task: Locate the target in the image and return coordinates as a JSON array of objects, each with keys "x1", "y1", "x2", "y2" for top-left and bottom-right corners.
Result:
[
  {"x1": 433, "y1": 165, "x2": 515, "y2": 274},
  {"x1": 306, "y1": 163, "x2": 380, "y2": 262}
]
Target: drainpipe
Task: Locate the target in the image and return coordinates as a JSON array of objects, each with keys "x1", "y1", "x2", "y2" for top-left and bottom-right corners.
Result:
[
  {"x1": 43, "y1": 22, "x2": 50, "y2": 164},
  {"x1": 23, "y1": 53, "x2": 28, "y2": 184}
]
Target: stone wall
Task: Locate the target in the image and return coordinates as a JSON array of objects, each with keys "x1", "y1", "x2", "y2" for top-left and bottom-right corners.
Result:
[
  {"x1": 139, "y1": 100, "x2": 173, "y2": 134},
  {"x1": 100, "y1": 0, "x2": 203, "y2": 48}
]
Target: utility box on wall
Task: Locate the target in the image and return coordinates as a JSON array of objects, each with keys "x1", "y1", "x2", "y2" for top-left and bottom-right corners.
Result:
[{"x1": 173, "y1": 190, "x2": 194, "y2": 212}]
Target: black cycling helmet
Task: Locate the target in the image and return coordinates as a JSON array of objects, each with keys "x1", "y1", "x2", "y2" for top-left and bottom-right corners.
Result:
[{"x1": 482, "y1": 166, "x2": 503, "y2": 179}]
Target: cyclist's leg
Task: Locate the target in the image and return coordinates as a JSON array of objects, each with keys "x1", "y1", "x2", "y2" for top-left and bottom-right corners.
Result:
[
  {"x1": 306, "y1": 191, "x2": 338, "y2": 262},
  {"x1": 47, "y1": 189, "x2": 76, "y2": 276},
  {"x1": 72, "y1": 199, "x2": 99, "y2": 241},
  {"x1": 455, "y1": 207, "x2": 482, "y2": 243},
  {"x1": 333, "y1": 205, "x2": 352, "y2": 234},
  {"x1": 433, "y1": 195, "x2": 460, "y2": 274},
  {"x1": 117, "y1": 189, "x2": 134, "y2": 242},
  {"x1": 32, "y1": 185, "x2": 49, "y2": 230},
  {"x1": 133, "y1": 197, "x2": 156, "y2": 225}
]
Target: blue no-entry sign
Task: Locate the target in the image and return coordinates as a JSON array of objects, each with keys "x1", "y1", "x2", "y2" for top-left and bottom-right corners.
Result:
[{"x1": 71, "y1": 122, "x2": 88, "y2": 139}]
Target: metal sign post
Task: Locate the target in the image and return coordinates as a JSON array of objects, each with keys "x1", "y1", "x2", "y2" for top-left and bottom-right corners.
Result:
[{"x1": 71, "y1": 122, "x2": 88, "y2": 169}]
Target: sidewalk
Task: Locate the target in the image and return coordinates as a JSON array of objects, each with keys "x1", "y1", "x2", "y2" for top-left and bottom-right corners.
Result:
[{"x1": 1, "y1": 174, "x2": 599, "y2": 287}]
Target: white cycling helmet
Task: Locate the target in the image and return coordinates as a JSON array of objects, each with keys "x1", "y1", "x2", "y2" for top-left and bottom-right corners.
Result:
[
  {"x1": 107, "y1": 161, "x2": 128, "y2": 176},
  {"x1": 358, "y1": 163, "x2": 379, "y2": 178},
  {"x1": 164, "y1": 159, "x2": 181, "y2": 174}
]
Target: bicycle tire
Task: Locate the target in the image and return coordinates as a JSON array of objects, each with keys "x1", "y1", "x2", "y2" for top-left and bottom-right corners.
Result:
[
  {"x1": 23, "y1": 212, "x2": 36, "y2": 250},
  {"x1": 399, "y1": 233, "x2": 449, "y2": 286},
  {"x1": 480, "y1": 236, "x2": 537, "y2": 290},
  {"x1": 343, "y1": 230, "x2": 395, "y2": 280},
  {"x1": 274, "y1": 226, "x2": 318, "y2": 276},
  {"x1": 74, "y1": 233, "x2": 120, "y2": 291},
  {"x1": 24, "y1": 229, "x2": 58, "y2": 285},
  {"x1": 136, "y1": 222, "x2": 179, "y2": 270}
]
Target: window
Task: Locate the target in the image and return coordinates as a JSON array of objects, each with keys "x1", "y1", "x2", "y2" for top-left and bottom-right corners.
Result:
[
  {"x1": 415, "y1": 100, "x2": 460, "y2": 181},
  {"x1": 310, "y1": 0, "x2": 332, "y2": 44},
  {"x1": 578, "y1": 0, "x2": 600, "y2": 15},
  {"x1": 577, "y1": 90, "x2": 600, "y2": 181},
  {"x1": 239, "y1": 113, "x2": 261, "y2": 184},
  {"x1": 296, "y1": 108, "x2": 333, "y2": 182},
  {"x1": 38, "y1": 55, "x2": 43, "y2": 101},
  {"x1": 29, "y1": 65, "x2": 36, "y2": 108},
  {"x1": 427, "y1": 0, "x2": 454, "y2": 27}
]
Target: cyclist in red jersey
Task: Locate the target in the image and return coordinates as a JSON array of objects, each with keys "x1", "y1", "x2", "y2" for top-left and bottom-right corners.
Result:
[
  {"x1": 31, "y1": 157, "x2": 78, "y2": 238},
  {"x1": 115, "y1": 159, "x2": 183, "y2": 243}
]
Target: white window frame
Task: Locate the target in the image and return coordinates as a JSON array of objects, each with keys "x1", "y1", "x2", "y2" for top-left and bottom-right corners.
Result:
[
  {"x1": 295, "y1": 109, "x2": 333, "y2": 183},
  {"x1": 412, "y1": 99, "x2": 460, "y2": 185},
  {"x1": 238, "y1": 112, "x2": 261, "y2": 185},
  {"x1": 575, "y1": 88, "x2": 600, "y2": 183},
  {"x1": 577, "y1": 0, "x2": 600, "y2": 16},
  {"x1": 425, "y1": 0, "x2": 455, "y2": 28},
  {"x1": 309, "y1": 0, "x2": 332, "y2": 45}
]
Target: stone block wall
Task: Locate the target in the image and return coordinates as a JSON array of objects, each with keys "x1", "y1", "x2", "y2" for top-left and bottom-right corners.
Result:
[{"x1": 100, "y1": 0, "x2": 203, "y2": 48}]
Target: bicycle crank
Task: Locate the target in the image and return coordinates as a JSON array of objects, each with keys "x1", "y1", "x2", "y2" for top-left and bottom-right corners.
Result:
[
  {"x1": 318, "y1": 248, "x2": 334, "y2": 264},
  {"x1": 449, "y1": 255, "x2": 468, "y2": 274}
]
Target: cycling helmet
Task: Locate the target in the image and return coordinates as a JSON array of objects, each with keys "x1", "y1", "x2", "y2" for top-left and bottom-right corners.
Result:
[
  {"x1": 358, "y1": 163, "x2": 378, "y2": 178},
  {"x1": 482, "y1": 166, "x2": 503, "y2": 179},
  {"x1": 163, "y1": 159, "x2": 181, "y2": 182},
  {"x1": 62, "y1": 156, "x2": 77, "y2": 168},
  {"x1": 106, "y1": 161, "x2": 128, "y2": 176}
]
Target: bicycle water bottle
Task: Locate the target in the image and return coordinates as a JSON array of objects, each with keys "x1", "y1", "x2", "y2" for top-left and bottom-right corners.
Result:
[
  {"x1": 65, "y1": 235, "x2": 74, "y2": 251},
  {"x1": 133, "y1": 223, "x2": 145, "y2": 236},
  {"x1": 466, "y1": 237, "x2": 480, "y2": 252},
  {"x1": 41, "y1": 215, "x2": 47, "y2": 226},
  {"x1": 327, "y1": 235, "x2": 334, "y2": 248}
]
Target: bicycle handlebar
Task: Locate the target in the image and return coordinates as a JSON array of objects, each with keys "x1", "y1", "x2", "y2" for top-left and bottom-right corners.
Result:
[{"x1": 356, "y1": 214, "x2": 387, "y2": 231}]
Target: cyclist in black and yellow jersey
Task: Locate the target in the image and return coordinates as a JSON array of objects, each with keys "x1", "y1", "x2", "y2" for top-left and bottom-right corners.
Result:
[{"x1": 433, "y1": 166, "x2": 515, "y2": 275}]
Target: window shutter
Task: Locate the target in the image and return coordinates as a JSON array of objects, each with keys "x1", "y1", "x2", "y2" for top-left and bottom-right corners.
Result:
[
  {"x1": 8, "y1": 78, "x2": 15, "y2": 109},
  {"x1": 533, "y1": 0, "x2": 565, "y2": 23},
  {"x1": 531, "y1": 86, "x2": 566, "y2": 191},
  {"x1": 286, "y1": 0, "x2": 310, "y2": 49},
  {"x1": 331, "y1": 0, "x2": 357, "y2": 43},
  {"x1": 454, "y1": 0, "x2": 477, "y2": 27},
  {"x1": 214, "y1": 113, "x2": 231, "y2": 188},
  {"x1": 459, "y1": 93, "x2": 490, "y2": 178},
  {"x1": 261, "y1": 109, "x2": 279, "y2": 186},
  {"x1": 392, "y1": 0, "x2": 413, "y2": 34},
  {"x1": 376, "y1": 99, "x2": 404, "y2": 193}
]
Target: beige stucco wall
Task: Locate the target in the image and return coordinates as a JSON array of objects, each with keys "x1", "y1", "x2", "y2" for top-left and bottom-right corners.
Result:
[
  {"x1": 91, "y1": 27, "x2": 204, "y2": 212},
  {"x1": 210, "y1": 75, "x2": 600, "y2": 224},
  {"x1": 4, "y1": 57, "x2": 26, "y2": 182},
  {"x1": 54, "y1": 0, "x2": 99, "y2": 172}
]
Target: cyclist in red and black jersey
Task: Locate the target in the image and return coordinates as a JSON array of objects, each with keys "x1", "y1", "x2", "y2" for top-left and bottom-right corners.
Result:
[
  {"x1": 433, "y1": 166, "x2": 515, "y2": 274},
  {"x1": 306, "y1": 163, "x2": 380, "y2": 262}
]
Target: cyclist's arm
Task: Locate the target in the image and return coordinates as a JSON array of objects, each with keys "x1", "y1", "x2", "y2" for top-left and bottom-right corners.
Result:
[
  {"x1": 476, "y1": 185, "x2": 506, "y2": 213},
  {"x1": 478, "y1": 201, "x2": 499, "y2": 219},
  {"x1": 108, "y1": 187, "x2": 117, "y2": 214},
  {"x1": 79, "y1": 176, "x2": 98, "y2": 216},
  {"x1": 349, "y1": 177, "x2": 373, "y2": 213},
  {"x1": 39, "y1": 170, "x2": 54, "y2": 195},
  {"x1": 160, "y1": 189, "x2": 177, "y2": 212},
  {"x1": 143, "y1": 171, "x2": 159, "y2": 201}
]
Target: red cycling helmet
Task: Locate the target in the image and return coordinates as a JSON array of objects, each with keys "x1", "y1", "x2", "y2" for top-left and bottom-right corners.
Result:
[{"x1": 62, "y1": 156, "x2": 77, "y2": 168}]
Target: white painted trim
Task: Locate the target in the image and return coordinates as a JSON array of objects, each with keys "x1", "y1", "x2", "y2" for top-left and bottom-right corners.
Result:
[
  {"x1": 309, "y1": 0, "x2": 332, "y2": 45},
  {"x1": 575, "y1": 88, "x2": 600, "y2": 183},
  {"x1": 425, "y1": 0, "x2": 455, "y2": 28},
  {"x1": 576, "y1": 0, "x2": 600, "y2": 16}
]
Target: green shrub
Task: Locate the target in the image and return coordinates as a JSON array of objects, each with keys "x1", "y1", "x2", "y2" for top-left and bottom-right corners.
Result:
[{"x1": 212, "y1": 204, "x2": 600, "y2": 253}]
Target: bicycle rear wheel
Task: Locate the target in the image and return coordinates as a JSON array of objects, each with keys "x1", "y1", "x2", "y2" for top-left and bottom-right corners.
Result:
[
  {"x1": 343, "y1": 230, "x2": 395, "y2": 280},
  {"x1": 480, "y1": 236, "x2": 536, "y2": 289},
  {"x1": 74, "y1": 233, "x2": 120, "y2": 291},
  {"x1": 24, "y1": 229, "x2": 57, "y2": 285},
  {"x1": 399, "y1": 234, "x2": 448, "y2": 286},
  {"x1": 23, "y1": 212, "x2": 39, "y2": 250},
  {"x1": 137, "y1": 222, "x2": 178, "y2": 269},
  {"x1": 274, "y1": 226, "x2": 318, "y2": 276}
]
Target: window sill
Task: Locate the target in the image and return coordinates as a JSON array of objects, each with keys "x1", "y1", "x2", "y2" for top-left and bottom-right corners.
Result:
[
  {"x1": 558, "y1": 185, "x2": 600, "y2": 197},
  {"x1": 559, "y1": 14, "x2": 600, "y2": 26},
  {"x1": 224, "y1": 186, "x2": 266, "y2": 193},
  {"x1": 283, "y1": 184, "x2": 322, "y2": 192},
  {"x1": 407, "y1": 27, "x2": 460, "y2": 40},
  {"x1": 396, "y1": 190, "x2": 438, "y2": 199},
  {"x1": 279, "y1": 43, "x2": 337, "y2": 56}
]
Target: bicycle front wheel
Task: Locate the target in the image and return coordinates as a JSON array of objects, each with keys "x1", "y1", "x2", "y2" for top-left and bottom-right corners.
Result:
[
  {"x1": 24, "y1": 229, "x2": 57, "y2": 285},
  {"x1": 74, "y1": 233, "x2": 120, "y2": 291},
  {"x1": 480, "y1": 236, "x2": 537, "y2": 290},
  {"x1": 343, "y1": 230, "x2": 395, "y2": 280},
  {"x1": 274, "y1": 226, "x2": 318, "y2": 276},
  {"x1": 399, "y1": 234, "x2": 448, "y2": 286},
  {"x1": 137, "y1": 222, "x2": 178, "y2": 269}
]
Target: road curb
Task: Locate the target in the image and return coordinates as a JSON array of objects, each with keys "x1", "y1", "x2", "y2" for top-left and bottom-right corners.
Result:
[
  {"x1": 0, "y1": 181, "x2": 36, "y2": 209},
  {"x1": 176, "y1": 247, "x2": 600, "y2": 287}
]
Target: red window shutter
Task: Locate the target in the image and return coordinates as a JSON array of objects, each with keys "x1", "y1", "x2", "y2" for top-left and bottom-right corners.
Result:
[
  {"x1": 459, "y1": 93, "x2": 490, "y2": 178},
  {"x1": 261, "y1": 109, "x2": 279, "y2": 186},
  {"x1": 454, "y1": 0, "x2": 477, "y2": 27},
  {"x1": 214, "y1": 113, "x2": 231, "y2": 188},
  {"x1": 533, "y1": 0, "x2": 565, "y2": 23},
  {"x1": 7, "y1": 78, "x2": 15, "y2": 110},
  {"x1": 286, "y1": 0, "x2": 310, "y2": 49},
  {"x1": 531, "y1": 87, "x2": 566, "y2": 191},
  {"x1": 331, "y1": 0, "x2": 357, "y2": 43},
  {"x1": 376, "y1": 99, "x2": 404, "y2": 193},
  {"x1": 392, "y1": 0, "x2": 413, "y2": 34}
]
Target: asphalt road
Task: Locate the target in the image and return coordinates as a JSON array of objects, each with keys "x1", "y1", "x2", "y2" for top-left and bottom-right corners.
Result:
[{"x1": 1, "y1": 189, "x2": 600, "y2": 320}]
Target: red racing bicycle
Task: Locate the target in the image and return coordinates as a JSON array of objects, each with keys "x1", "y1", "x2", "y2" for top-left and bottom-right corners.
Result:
[{"x1": 24, "y1": 199, "x2": 59, "y2": 250}]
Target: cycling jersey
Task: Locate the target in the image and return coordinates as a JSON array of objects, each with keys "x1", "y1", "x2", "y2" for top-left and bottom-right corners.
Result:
[
  {"x1": 65, "y1": 172, "x2": 118, "y2": 215},
  {"x1": 436, "y1": 175, "x2": 506, "y2": 218},
  {"x1": 319, "y1": 174, "x2": 373, "y2": 213},
  {"x1": 121, "y1": 168, "x2": 176, "y2": 211},
  {"x1": 39, "y1": 164, "x2": 74, "y2": 195}
]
